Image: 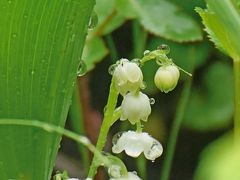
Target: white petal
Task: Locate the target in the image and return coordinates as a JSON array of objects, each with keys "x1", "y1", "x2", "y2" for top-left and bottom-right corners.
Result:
[
  {"x1": 109, "y1": 172, "x2": 142, "y2": 180},
  {"x1": 121, "y1": 92, "x2": 151, "y2": 124},
  {"x1": 144, "y1": 139, "x2": 163, "y2": 161}
]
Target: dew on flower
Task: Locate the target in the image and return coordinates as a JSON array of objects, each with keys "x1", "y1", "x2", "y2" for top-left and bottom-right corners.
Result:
[
  {"x1": 143, "y1": 50, "x2": 151, "y2": 56},
  {"x1": 149, "y1": 98, "x2": 155, "y2": 105}
]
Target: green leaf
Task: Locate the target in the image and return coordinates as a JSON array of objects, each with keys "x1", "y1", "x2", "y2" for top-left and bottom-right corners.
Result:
[
  {"x1": 92, "y1": 0, "x2": 126, "y2": 35},
  {"x1": 194, "y1": 133, "x2": 240, "y2": 180},
  {"x1": 115, "y1": 0, "x2": 138, "y2": 19},
  {"x1": 170, "y1": 0, "x2": 205, "y2": 18},
  {"x1": 130, "y1": 0, "x2": 203, "y2": 42},
  {"x1": 183, "y1": 62, "x2": 234, "y2": 131},
  {"x1": 95, "y1": 0, "x2": 115, "y2": 25},
  {"x1": 196, "y1": 0, "x2": 240, "y2": 59},
  {"x1": 0, "y1": 0, "x2": 94, "y2": 179},
  {"x1": 83, "y1": 37, "x2": 108, "y2": 72},
  {"x1": 102, "y1": 13, "x2": 126, "y2": 35}
]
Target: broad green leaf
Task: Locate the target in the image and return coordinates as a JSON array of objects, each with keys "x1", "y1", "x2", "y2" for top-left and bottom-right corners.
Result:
[
  {"x1": 170, "y1": 0, "x2": 205, "y2": 18},
  {"x1": 183, "y1": 62, "x2": 234, "y2": 131},
  {"x1": 92, "y1": 0, "x2": 126, "y2": 36},
  {"x1": 142, "y1": 38, "x2": 210, "y2": 94},
  {"x1": 102, "y1": 13, "x2": 126, "y2": 35},
  {"x1": 196, "y1": 0, "x2": 240, "y2": 59},
  {"x1": 194, "y1": 133, "x2": 240, "y2": 180},
  {"x1": 95, "y1": 0, "x2": 115, "y2": 25},
  {"x1": 115, "y1": 0, "x2": 138, "y2": 19},
  {"x1": 130, "y1": 0, "x2": 203, "y2": 42},
  {"x1": 0, "y1": 0, "x2": 94, "y2": 179},
  {"x1": 83, "y1": 37, "x2": 108, "y2": 72}
]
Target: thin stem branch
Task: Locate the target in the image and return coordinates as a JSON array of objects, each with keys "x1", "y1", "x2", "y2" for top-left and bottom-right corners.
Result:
[
  {"x1": 88, "y1": 78, "x2": 119, "y2": 178},
  {"x1": 234, "y1": 59, "x2": 240, "y2": 140},
  {"x1": 160, "y1": 79, "x2": 192, "y2": 180},
  {"x1": 0, "y1": 119, "x2": 109, "y2": 166}
]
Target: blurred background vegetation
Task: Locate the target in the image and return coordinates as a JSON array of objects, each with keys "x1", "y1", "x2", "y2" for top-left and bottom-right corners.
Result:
[{"x1": 56, "y1": 0, "x2": 234, "y2": 179}]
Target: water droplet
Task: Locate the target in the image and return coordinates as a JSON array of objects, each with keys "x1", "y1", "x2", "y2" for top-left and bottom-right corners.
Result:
[
  {"x1": 140, "y1": 81, "x2": 147, "y2": 89},
  {"x1": 77, "y1": 60, "x2": 87, "y2": 76},
  {"x1": 23, "y1": 13, "x2": 28, "y2": 18},
  {"x1": 108, "y1": 165, "x2": 121, "y2": 178},
  {"x1": 103, "y1": 105, "x2": 107, "y2": 113},
  {"x1": 112, "y1": 132, "x2": 124, "y2": 145},
  {"x1": 31, "y1": 70, "x2": 35, "y2": 75},
  {"x1": 144, "y1": 50, "x2": 151, "y2": 56},
  {"x1": 131, "y1": 58, "x2": 141, "y2": 66},
  {"x1": 157, "y1": 44, "x2": 170, "y2": 54},
  {"x1": 132, "y1": 171, "x2": 137, "y2": 175},
  {"x1": 149, "y1": 98, "x2": 155, "y2": 105},
  {"x1": 88, "y1": 11, "x2": 98, "y2": 30},
  {"x1": 12, "y1": 33, "x2": 17, "y2": 38},
  {"x1": 8, "y1": 0, "x2": 12, "y2": 4},
  {"x1": 108, "y1": 64, "x2": 117, "y2": 75}
]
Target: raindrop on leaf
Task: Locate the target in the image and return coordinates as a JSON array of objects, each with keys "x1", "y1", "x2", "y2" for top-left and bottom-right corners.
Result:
[
  {"x1": 77, "y1": 60, "x2": 87, "y2": 76},
  {"x1": 88, "y1": 11, "x2": 98, "y2": 30}
]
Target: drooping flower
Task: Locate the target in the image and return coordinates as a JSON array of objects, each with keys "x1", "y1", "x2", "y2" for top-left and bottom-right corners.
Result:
[
  {"x1": 112, "y1": 131, "x2": 163, "y2": 161},
  {"x1": 109, "y1": 171, "x2": 141, "y2": 180},
  {"x1": 120, "y1": 92, "x2": 151, "y2": 124},
  {"x1": 113, "y1": 59, "x2": 143, "y2": 95},
  {"x1": 154, "y1": 64, "x2": 180, "y2": 93}
]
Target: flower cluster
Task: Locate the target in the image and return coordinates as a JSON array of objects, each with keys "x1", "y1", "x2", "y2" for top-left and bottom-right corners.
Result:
[
  {"x1": 103, "y1": 46, "x2": 188, "y2": 179},
  {"x1": 111, "y1": 58, "x2": 166, "y2": 161}
]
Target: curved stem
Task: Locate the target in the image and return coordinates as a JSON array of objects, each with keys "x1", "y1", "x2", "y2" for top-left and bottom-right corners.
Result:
[
  {"x1": 88, "y1": 78, "x2": 119, "y2": 178},
  {"x1": 160, "y1": 79, "x2": 192, "y2": 180},
  {"x1": 234, "y1": 59, "x2": 240, "y2": 141},
  {"x1": 0, "y1": 119, "x2": 109, "y2": 166}
]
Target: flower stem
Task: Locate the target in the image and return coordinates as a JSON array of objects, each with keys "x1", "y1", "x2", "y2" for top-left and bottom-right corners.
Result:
[
  {"x1": 136, "y1": 121, "x2": 143, "y2": 133},
  {"x1": 160, "y1": 79, "x2": 192, "y2": 180},
  {"x1": 234, "y1": 59, "x2": 240, "y2": 140},
  {"x1": 88, "y1": 78, "x2": 119, "y2": 178}
]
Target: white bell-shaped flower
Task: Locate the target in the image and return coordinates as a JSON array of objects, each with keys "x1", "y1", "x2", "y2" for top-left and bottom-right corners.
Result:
[
  {"x1": 109, "y1": 171, "x2": 141, "y2": 180},
  {"x1": 113, "y1": 59, "x2": 143, "y2": 95},
  {"x1": 120, "y1": 92, "x2": 151, "y2": 124},
  {"x1": 154, "y1": 64, "x2": 180, "y2": 93},
  {"x1": 112, "y1": 131, "x2": 163, "y2": 161}
]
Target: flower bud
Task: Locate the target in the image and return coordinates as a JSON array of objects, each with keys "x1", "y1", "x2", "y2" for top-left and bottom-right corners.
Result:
[
  {"x1": 154, "y1": 64, "x2": 180, "y2": 93},
  {"x1": 112, "y1": 131, "x2": 163, "y2": 161},
  {"x1": 113, "y1": 59, "x2": 143, "y2": 95},
  {"x1": 120, "y1": 92, "x2": 151, "y2": 124}
]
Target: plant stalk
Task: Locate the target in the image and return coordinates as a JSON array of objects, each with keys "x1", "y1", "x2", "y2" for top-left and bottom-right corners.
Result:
[
  {"x1": 234, "y1": 59, "x2": 240, "y2": 140},
  {"x1": 160, "y1": 79, "x2": 192, "y2": 180},
  {"x1": 88, "y1": 78, "x2": 119, "y2": 178}
]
